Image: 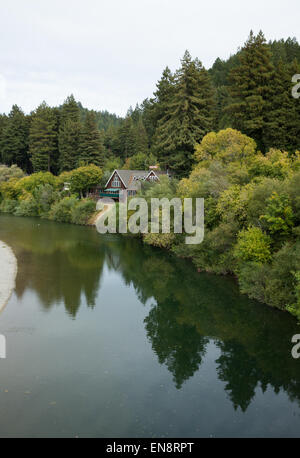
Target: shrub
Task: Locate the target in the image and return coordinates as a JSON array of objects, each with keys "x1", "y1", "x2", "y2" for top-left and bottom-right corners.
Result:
[
  {"x1": 191, "y1": 221, "x2": 239, "y2": 274},
  {"x1": 194, "y1": 128, "x2": 256, "y2": 165},
  {"x1": 0, "y1": 165, "x2": 25, "y2": 184},
  {"x1": 234, "y1": 227, "x2": 272, "y2": 263},
  {"x1": 71, "y1": 199, "x2": 96, "y2": 225},
  {"x1": 0, "y1": 199, "x2": 18, "y2": 213},
  {"x1": 33, "y1": 184, "x2": 61, "y2": 217},
  {"x1": 69, "y1": 165, "x2": 103, "y2": 197},
  {"x1": 14, "y1": 197, "x2": 38, "y2": 217},
  {"x1": 49, "y1": 197, "x2": 77, "y2": 223},
  {"x1": 260, "y1": 192, "x2": 294, "y2": 238},
  {"x1": 238, "y1": 242, "x2": 300, "y2": 311},
  {"x1": 15, "y1": 172, "x2": 58, "y2": 194},
  {"x1": 143, "y1": 232, "x2": 176, "y2": 249}
]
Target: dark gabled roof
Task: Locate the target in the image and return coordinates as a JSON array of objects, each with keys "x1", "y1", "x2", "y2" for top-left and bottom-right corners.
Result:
[
  {"x1": 116, "y1": 170, "x2": 148, "y2": 187},
  {"x1": 105, "y1": 169, "x2": 169, "y2": 189}
]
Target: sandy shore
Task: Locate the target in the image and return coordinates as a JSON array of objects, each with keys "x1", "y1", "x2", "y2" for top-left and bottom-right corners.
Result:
[{"x1": 0, "y1": 241, "x2": 17, "y2": 312}]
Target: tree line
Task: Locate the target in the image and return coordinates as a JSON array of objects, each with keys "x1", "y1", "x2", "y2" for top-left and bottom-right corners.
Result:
[{"x1": 0, "y1": 31, "x2": 300, "y2": 178}]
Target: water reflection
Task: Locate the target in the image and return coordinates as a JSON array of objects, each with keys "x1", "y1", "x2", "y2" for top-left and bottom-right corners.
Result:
[{"x1": 0, "y1": 214, "x2": 300, "y2": 413}]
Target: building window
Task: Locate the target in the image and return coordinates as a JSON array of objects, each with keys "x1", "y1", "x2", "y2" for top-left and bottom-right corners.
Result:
[{"x1": 112, "y1": 175, "x2": 121, "y2": 188}]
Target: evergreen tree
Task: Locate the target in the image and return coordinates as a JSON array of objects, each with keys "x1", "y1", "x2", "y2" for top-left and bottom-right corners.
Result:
[
  {"x1": 0, "y1": 105, "x2": 30, "y2": 170},
  {"x1": 227, "y1": 31, "x2": 274, "y2": 151},
  {"x1": 0, "y1": 114, "x2": 8, "y2": 164},
  {"x1": 78, "y1": 111, "x2": 105, "y2": 167},
  {"x1": 153, "y1": 51, "x2": 215, "y2": 175},
  {"x1": 58, "y1": 95, "x2": 81, "y2": 172},
  {"x1": 134, "y1": 119, "x2": 148, "y2": 154},
  {"x1": 263, "y1": 59, "x2": 300, "y2": 152},
  {"x1": 287, "y1": 58, "x2": 300, "y2": 153},
  {"x1": 29, "y1": 102, "x2": 59, "y2": 173},
  {"x1": 147, "y1": 67, "x2": 176, "y2": 141}
]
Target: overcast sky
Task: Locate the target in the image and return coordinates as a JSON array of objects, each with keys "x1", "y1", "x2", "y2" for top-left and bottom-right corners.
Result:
[{"x1": 0, "y1": 0, "x2": 299, "y2": 117}]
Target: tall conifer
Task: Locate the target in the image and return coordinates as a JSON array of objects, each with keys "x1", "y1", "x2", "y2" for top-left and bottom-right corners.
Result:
[
  {"x1": 29, "y1": 102, "x2": 59, "y2": 173},
  {"x1": 58, "y1": 95, "x2": 81, "y2": 172},
  {"x1": 227, "y1": 31, "x2": 274, "y2": 151},
  {"x1": 154, "y1": 51, "x2": 215, "y2": 175}
]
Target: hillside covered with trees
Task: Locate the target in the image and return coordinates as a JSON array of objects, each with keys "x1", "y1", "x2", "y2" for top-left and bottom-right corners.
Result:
[
  {"x1": 1, "y1": 31, "x2": 300, "y2": 177},
  {"x1": 0, "y1": 30, "x2": 300, "y2": 319}
]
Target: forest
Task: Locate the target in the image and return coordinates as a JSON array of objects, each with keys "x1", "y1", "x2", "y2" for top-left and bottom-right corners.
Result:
[
  {"x1": 0, "y1": 31, "x2": 300, "y2": 178},
  {"x1": 0, "y1": 31, "x2": 300, "y2": 319}
]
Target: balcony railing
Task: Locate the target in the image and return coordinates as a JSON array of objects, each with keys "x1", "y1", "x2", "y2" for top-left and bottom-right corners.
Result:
[{"x1": 98, "y1": 189, "x2": 120, "y2": 199}]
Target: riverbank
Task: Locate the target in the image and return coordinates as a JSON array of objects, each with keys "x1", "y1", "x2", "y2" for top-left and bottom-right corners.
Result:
[{"x1": 0, "y1": 241, "x2": 17, "y2": 312}]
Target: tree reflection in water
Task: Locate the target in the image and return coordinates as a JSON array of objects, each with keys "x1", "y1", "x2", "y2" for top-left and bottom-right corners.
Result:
[{"x1": 0, "y1": 214, "x2": 300, "y2": 412}]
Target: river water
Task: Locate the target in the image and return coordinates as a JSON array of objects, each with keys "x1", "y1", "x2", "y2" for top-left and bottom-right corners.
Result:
[{"x1": 0, "y1": 214, "x2": 299, "y2": 437}]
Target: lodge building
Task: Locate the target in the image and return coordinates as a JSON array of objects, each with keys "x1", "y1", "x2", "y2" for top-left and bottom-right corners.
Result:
[{"x1": 89, "y1": 168, "x2": 169, "y2": 201}]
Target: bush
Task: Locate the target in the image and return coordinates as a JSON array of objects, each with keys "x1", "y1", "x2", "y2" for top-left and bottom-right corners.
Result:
[
  {"x1": 15, "y1": 172, "x2": 58, "y2": 194},
  {"x1": 238, "y1": 242, "x2": 300, "y2": 311},
  {"x1": 33, "y1": 184, "x2": 61, "y2": 217},
  {"x1": 0, "y1": 165, "x2": 25, "y2": 184},
  {"x1": 234, "y1": 227, "x2": 272, "y2": 263},
  {"x1": 260, "y1": 192, "x2": 294, "y2": 239},
  {"x1": 49, "y1": 197, "x2": 77, "y2": 223},
  {"x1": 143, "y1": 232, "x2": 176, "y2": 249},
  {"x1": 0, "y1": 199, "x2": 18, "y2": 213},
  {"x1": 14, "y1": 197, "x2": 38, "y2": 217},
  {"x1": 71, "y1": 199, "x2": 96, "y2": 225},
  {"x1": 191, "y1": 221, "x2": 238, "y2": 274}
]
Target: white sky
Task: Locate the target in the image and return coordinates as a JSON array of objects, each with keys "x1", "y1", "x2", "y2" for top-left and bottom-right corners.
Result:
[{"x1": 0, "y1": 0, "x2": 299, "y2": 116}]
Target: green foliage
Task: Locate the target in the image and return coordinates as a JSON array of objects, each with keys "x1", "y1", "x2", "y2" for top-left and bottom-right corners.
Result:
[
  {"x1": 78, "y1": 112, "x2": 106, "y2": 167},
  {"x1": 33, "y1": 184, "x2": 61, "y2": 217},
  {"x1": 238, "y1": 242, "x2": 300, "y2": 310},
  {"x1": 0, "y1": 198, "x2": 18, "y2": 213},
  {"x1": 143, "y1": 233, "x2": 176, "y2": 249},
  {"x1": 195, "y1": 128, "x2": 256, "y2": 165},
  {"x1": 248, "y1": 149, "x2": 292, "y2": 180},
  {"x1": 287, "y1": 272, "x2": 300, "y2": 320},
  {"x1": 49, "y1": 196, "x2": 78, "y2": 223},
  {"x1": 14, "y1": 196, "x2": 38, "y2": 217},
  {"x1": 0, "y1": 179, "x2": 22, "y2": 200},
  {"x1": 234, "y1": 227, "x2": 272, "y2": 263},
  {"x1": 153, "y1": 51, "x2": 215, "y2": 176},
  {"x1": 29, "y1": 102, "x2": 59, "y2": 173},
  {"x1": 191, "y1": 222, "x2": 238, "y2": 274},
  {"x1": 103, "y1": 156, "x2": 123, "y2": 173},
  {"x1": 0, "y1": 165, "x2": 25, "y2": 184},
  {"x1": 126, "y1": 152, "x2": 157, "y2": 170},
  {"x1": 260, "y1": 192, "x2": 294, "y2": 237},
  {"x1": 0, "y1": 105, "x2": 30, "y2": 170},
  {"x1": 15, "y1": 172, "x2": 58, "y2": 194},
  {"x1": 71, "y1": 199, "x2": 96, "y2": 225},
  {"x1": 227, "y1": 31, "x2": 274, "y2": 151},
  {"x1": 69, "y1": 164, "x2": 103, "y2": 197}
]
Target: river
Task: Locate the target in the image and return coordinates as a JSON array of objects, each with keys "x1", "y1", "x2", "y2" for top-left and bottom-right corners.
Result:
[{"x1": 0, "y1": 214, "x2": 299, "y2": 437}]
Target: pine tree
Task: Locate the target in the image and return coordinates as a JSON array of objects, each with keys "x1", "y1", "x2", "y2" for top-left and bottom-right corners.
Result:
[
  {"x1": 58, "y1": 95, "x2": 81, "y2": 172},
  {"x1": 287, "y1": 58, "x2": 300, "y2": 153},
  {"x1": 134, "y1": 119, "x2": 148, "y2": 154},
  {"x1": 78, "y1": 112, "x2": 105, "y2": 167},
  {"x1": 227, "y1": 31, "x2": 274, "y2": 151},
  {"x1": 0, "y1": 105, "x2": 30, "y2": 170},
  {"x1": 150, "y1": 67, "x2": 176, "y2": 126},
  {"x1": 29, "y1": 102, "x2": 59, "y2": 173},
  {"x1": 0, "y1": 114, "x2": 8, "y2": 164},
  {"x1": 263, "y1": 59, "x2": 300, "y2": 152},
  {"x1": 153, "y1": 51, "x2": 215, "y2": 175}
]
